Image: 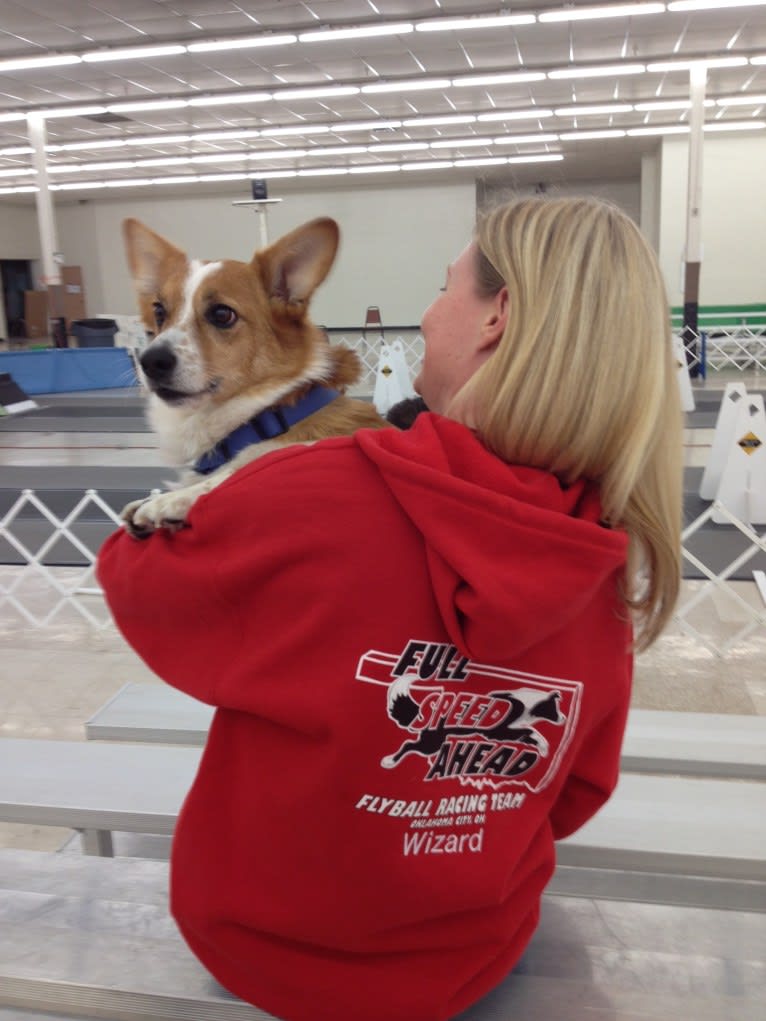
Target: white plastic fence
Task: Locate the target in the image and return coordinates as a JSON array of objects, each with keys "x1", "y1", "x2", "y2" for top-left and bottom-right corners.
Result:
[
  {"x1": 1, "y1": 486, "x2": 764, "y2": 656},
  {"x1": 675, "y1": 328, "x2": 766, "y2": 376},
  {"x1": 332, "y1": 331, "x2": 424, "y2": 395},
  {"x1": 675, "y1": 501, "x2": 766, "y2": 656}
]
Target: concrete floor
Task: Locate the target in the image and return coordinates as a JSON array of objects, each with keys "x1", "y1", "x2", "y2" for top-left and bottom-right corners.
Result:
[{"x1": 1, "y1": 373, "x2": 764, "y2": 853}]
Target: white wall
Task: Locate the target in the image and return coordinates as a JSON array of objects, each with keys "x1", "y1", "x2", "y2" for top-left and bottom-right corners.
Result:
[
  {"x1": 481, "y1": 176, "x2": 641, "y2": 224},
  {"x1": 0, "y1": 204, "x2": 40, "y2": 260},
  {"x1": 658, "y1": 133, "x2": 766, "y2": 306},
  {"x1": 55, "y1": 180, "x2": 477, "y2": 327}
]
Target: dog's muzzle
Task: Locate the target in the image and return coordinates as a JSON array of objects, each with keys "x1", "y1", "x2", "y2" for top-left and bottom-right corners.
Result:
[{"x1": 140, "y1": 342, "x2": 177, "y2": 385}]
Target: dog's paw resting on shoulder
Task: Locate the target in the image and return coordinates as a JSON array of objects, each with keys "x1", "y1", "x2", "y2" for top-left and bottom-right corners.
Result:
[{"x1": 121, "y1": 480, "x2": 212, "y2": 538}]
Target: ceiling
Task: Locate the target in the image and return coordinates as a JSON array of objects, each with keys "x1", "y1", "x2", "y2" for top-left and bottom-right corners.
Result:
[{"x1": 0, "y1": 0, "x2": 765, "y2": 199}]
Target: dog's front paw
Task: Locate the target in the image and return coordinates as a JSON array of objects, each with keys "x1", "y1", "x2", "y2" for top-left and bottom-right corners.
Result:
[{"x1": 121, "y1": 490, "x2": 196, "y2": 538}]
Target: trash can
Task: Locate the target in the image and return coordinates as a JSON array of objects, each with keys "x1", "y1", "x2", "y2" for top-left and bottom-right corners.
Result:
[
  {"x1": 71, "y1": 318, "x2": 118, "y2": 348},
  {"x1": 49, "y1": 316, "x2": 68, "y2": 349}
]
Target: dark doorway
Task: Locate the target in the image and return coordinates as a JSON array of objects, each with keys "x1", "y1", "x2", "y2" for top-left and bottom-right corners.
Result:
[{"x1": 1, "y1": 259, "x2": 34, "y2": 338}]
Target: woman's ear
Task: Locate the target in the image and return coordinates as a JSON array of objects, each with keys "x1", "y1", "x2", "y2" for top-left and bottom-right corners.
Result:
[{"x1": 479, "y1": 286, "x2": 509, "y2": 352}]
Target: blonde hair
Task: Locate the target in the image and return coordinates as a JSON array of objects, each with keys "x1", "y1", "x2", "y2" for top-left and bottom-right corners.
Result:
[{"x1": 450, "y1": 195, "x2": 682, "y2": 650}]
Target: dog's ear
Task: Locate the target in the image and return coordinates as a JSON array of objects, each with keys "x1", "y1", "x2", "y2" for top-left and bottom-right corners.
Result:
[
  {"x1": 122, "y1": 219, "x2": 186, "y2": 296},
  {"x1": 256, "y1": 218, "x2": 339, "y2": 316}
]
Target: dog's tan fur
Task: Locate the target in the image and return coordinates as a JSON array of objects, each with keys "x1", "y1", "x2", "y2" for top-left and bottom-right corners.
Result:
[{"x1": 121, "y1": 216, "x2": 388, "y2": 535}]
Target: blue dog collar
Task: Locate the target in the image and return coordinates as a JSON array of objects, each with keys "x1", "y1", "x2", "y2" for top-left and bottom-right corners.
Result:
[{"x1": 194, "y1": 385, "x2": 340, "y2": 475}]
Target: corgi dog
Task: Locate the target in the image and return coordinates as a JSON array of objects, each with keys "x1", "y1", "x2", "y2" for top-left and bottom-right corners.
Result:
[{"x1": 121, "y1": 216, "x2": 388, "y2": 536}]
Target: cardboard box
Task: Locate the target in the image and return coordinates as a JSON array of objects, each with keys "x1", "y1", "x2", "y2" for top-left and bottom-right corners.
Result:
[
  {"x1": 23, "y1": 290, "x2": 49, "y2": 339},
  {"x1": 22, "y1": 267, "x2": 87, "y2": 339}
]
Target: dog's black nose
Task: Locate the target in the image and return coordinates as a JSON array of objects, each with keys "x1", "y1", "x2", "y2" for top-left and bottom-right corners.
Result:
[{"x1": 140, "y1": 343, "x2": 177, "y2": 382}]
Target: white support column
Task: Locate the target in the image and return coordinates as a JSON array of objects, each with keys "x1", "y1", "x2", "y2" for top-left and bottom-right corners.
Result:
[
  {"x1": 27, "y1": 112, "x2": 62, "y2": 288},
  {"x1": 681, "y1": 64, "x2": 706, "y2": 375},
  {"x1": 685, "y1": 64, "x2": 706, "y2": 270}
]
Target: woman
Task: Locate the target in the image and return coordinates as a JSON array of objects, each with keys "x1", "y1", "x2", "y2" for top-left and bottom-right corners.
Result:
[{"x1": 98, "y1": 195, "x2": 682, "y2": 1021}]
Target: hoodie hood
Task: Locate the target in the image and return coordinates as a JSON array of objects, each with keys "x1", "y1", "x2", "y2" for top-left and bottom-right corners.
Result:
[{"x1": 355, "y1": 413, "x2": 628, "y2": 662}]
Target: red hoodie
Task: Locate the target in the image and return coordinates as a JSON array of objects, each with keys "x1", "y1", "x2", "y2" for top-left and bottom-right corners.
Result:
[{"x1": 97, "y1": 413, "x2": 631, "y2": 1021}]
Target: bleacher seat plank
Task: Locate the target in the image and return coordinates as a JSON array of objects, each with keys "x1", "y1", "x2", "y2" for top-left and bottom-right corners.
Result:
[
  {"x1": 620, "y1": 707, "x2": 766, "y2": 780},
  {"x1": 0, "y1": 738, "x2": 764, "y2": 889},
  {"x1": 0, "y1": 738, "x2": 198, "y2": 854},
  {"x1": 86, "y1": 682, "x2": 214, "y2": 746},
  {"x1": 559, "y1": 772, "x2": 765, "y2": 881},
  {"x1": 85, "y1": 682, "x2": 766, "y2": 781},
  {"x1": 0, "y1": 849, "x2": 763, "y2": 1021}
]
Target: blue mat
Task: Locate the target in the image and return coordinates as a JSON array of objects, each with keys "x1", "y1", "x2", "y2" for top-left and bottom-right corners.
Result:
[{"x1": 0, "y1": 348, "x2": 137, "y2": 395}]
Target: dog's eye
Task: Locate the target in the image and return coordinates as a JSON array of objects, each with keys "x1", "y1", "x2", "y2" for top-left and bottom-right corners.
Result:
[
  {"x1": 152, "y1": 302, "x2": 166, "y2": 329},
  {"x1": 207, "y1": 304, "x2": 238, "y2": 329}
]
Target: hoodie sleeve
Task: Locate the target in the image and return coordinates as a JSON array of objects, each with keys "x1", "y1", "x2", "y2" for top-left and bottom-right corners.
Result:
[
  {"x1": 548, "y1": 698, "x2": 630, "y2": 840},
  {"x1": 96, "y1": 521, "x2": 244, "y2": 706}
]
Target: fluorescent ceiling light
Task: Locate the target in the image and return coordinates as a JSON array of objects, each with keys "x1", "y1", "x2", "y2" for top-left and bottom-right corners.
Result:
[
  {"x1": 0, "y1": 168, "x2": 36, "y2": 178},
  {"x1": 298, "y1": 167, "x2": 349, "y2": 176},
  {"x1": 559, "y1": 129, "x2": 627, "y2": 139},
  {"x1": 506, "y1": 154, "x2": 564, "y2": 164},
  {"x1": 750, "y1": 56, "x2": 766, "y2": 65},
  {"x1": 705, "y1": 119, "x2": 765, "y2": 130},
  {"x1": 188, "y1": 34, "x2": 296, "y2": 52},
  {"x1": 493, "y1": 133, "x2": 559, "y2": 144},
  {"x1": 453, "y1": 72, "x2": 546, "y2": 87},
  {"x1": 549, "y1": 63, "x2": 645, "y2": 79},
  {"x1": 554, "y1": 104, "x2": 633, "y2": 115},
  {"x1": 647, "y1": 57, "x2": 749, "y2": 71},
  {"x1": 430, "y1": 137, "x2": 494, "y2": 148},
  {"x1": 368, "y1": 142, "x2": 430, "y2": 152},
  {"x1": 278, "y1": 85, "x2": 360, "y2": 99},
  {"x1": 0, "y1": 113, "x2": 26, "y2": 123},
  {"x1": 188, "y1": 92, "x2": 272, "y2": 106},
  {"x1": 154, "y1": 176, "x2": 201, "y2": 184},
  {"x1": 668, "y1": 0, "x2": 766, "y2": 10},
  {"x1": 82, "y1": 45, "x2": 185, "y2": 62},
  {"x1": 307, "y1": 146, "x2": 367, "y2": 156},
  {"x1": 716, "y1": 94, "x2": 766, "y2": 105},
  {"x1": 0, "y1": 146, "x2": 32, "y2": 155},
  {"x1": 38, "y1": 105, "x2": 108, "y2": 119},
  {"x1": 349, "y1": 164, "x2": 401, "y2": 173},
  {"x1": 402, "y1": 161, "x2": 454, "y2": 171},
  {"x1": 540, "y1": 3, "x2": 665, "y2": 21},
  {"x1": 198, "y1": 173, "x2": 250, "y2": 182},
  {"x1": 634, "y1": 99, "x2": 715, "y2": 109},
  {"x1": 53, "y1": 181, "x2": 108, "y2": 190},
  {"x1": 250, "y1": 170, "x2": 299, "y2": 179},
  {"x1": 477, "y1": 108, "x2": 554, "y2": 121},
  {"x1": 107, "y1": 179, "x2": 154, "y2": 187},
  {"x1": 0, "y1": 55, "x2": 81, "y2": 72},
  {"x1": 46, "y1": 164, "x2": 84, "y2": 174},
  {"x1": 416, "y1": 14, "x2": 536, "y2": 31},
  {"x1": 299, "y1": 23, "x2": 413, "y2": 42},
  {"x1": 362, "y1": 79, "x2": 450, "y2": 94},
  {"x1": 402, "y1": 114, "x2": 476, "y2": 126},
  {"x1": 627, "y1": 125, "x2": 690, "y2": 135},
  {"x1": 107, "y1": 99, "x2": 189, "y2": 113},
  {"x1": 48, "y1": 139, "x2": 125, "y2": 152}
]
